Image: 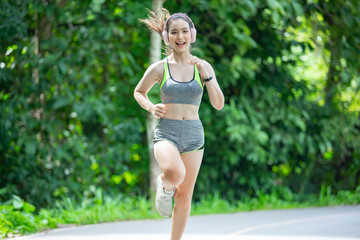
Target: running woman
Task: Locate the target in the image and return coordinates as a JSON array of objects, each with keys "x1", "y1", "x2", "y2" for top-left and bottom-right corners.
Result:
[{"x1": 134, "y1": 8, "x2": 224, "y2": 240}]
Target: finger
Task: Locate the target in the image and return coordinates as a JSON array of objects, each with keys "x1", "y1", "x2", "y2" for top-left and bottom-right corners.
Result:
[
  {"x1": 156, "y1": 109, "x2": 166, "y2": 115},
  {"x1": 156, "y1": 111, "x2": 165, "y2": 118},
  {"x1": 156, "y1": 108, "x2": 165, "y2": 114},
  {"x1": 158, "y1": 107, "x2": 166, "y2": 111},
  {"x1": 157, "y1": 103, "x2": 167, "y2": 109},
  {"x1": 193, "y1": 57, "x2": 201, "y2": 62},
  {"x1": 157, "y1": 105, "x2": 167, "y2": 111},
  {"x1": 155, "y1": 106, "x2": 166, "y2": 114},
  {"x1": 153, "y1": 111, "x2": 160, "y2": 119}
]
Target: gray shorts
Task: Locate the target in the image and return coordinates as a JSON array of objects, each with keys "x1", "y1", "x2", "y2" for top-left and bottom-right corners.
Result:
[{"x1": 153, "y1": 118, "x2": 205, "y2": 154}]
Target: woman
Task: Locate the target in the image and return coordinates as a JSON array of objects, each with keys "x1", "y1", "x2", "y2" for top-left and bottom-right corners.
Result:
[{"x1": 134, "y1": 8, "x2": 224, "y2": 240}]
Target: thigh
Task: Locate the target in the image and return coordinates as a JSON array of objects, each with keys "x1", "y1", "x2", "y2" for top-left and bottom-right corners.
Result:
[
  {"x1": 176, "y1": 150, "x2": 204, "y2": 195},
  {"x1": 154, "y1": 140, "x2": 184, "y2": 172}
]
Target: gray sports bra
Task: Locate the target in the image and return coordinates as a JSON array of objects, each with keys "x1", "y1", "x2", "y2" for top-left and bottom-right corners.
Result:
[{"x1": 160, "y1": 58, "x2": 203, "y2": 106}]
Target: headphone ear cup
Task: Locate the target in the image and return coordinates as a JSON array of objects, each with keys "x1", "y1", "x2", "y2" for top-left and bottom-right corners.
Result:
[
  {"x1": 191, "y1": 28, "x2": 197, "y2": 43},
  {"x1": 162, "y1": 30, "x2": 170, "y2": 45}
]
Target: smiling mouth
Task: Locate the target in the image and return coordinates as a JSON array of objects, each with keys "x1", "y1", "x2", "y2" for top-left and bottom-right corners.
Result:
[{"x1": 176, "y1": 42, "x2": 186, "y2": 46}]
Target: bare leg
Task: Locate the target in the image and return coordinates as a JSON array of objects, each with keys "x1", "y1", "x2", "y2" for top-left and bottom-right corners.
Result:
[
  {"x1": 154, "y1": 141, "x2": 185, "y2": 191},
  {"x1": 170, "y1": 150, "x2": 204, "y2": 240}
]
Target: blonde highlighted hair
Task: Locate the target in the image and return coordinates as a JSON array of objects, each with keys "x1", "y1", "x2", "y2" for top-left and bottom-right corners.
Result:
[
  {"x1": 139, "y1": 8, "x2": 171, "y2": 55},
  {"x1": 139, "y1": 8, "x2": 170, "y2": 38}
]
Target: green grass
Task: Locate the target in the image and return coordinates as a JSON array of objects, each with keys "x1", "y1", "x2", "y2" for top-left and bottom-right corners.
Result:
[
  {"x1": 192, "y1": 186, "x2": 360, "y2": 215},
  {"x1": 1, "y1": 186, "x2": 359, "y2": 239},
  {"x1": 0, "y1": 190, "x2": 160, "y2": 239}
]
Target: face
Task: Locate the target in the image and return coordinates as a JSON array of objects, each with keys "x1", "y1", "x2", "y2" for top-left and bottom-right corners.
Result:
[{"x1": 168, "y1": 19, "x2": 192, "y2": 52}]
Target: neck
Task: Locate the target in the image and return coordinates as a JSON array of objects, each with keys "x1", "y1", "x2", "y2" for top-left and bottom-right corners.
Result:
[{"x1": 169, "y1": 52, "x2": 192, "y2": 63}]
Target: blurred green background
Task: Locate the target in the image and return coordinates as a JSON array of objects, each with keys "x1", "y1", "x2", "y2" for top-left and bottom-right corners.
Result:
[{"x1": 1, "y1": 0, "x2": 359, "y2": 214}]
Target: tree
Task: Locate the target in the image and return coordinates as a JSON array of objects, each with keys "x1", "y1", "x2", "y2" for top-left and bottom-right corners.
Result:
[{"x1": 148, "y1": 0, "x2": 165, "y2": 193}]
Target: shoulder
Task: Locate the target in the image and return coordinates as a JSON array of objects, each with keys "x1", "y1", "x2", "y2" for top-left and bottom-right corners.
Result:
[
  {"x1": 199, "y1": 58, "x2": 214, "y2": 72},
  {"x1": 203, "y1": 60, "x2": 212, "y2": 69},
  {"x1": 144, "y1": 59, "x2": 165, "y2": 82},
  {"x1": 148, "y1": 60, "x2": 165, "y2": 74}
]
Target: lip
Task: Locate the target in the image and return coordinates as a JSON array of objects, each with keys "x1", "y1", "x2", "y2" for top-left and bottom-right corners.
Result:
[{"x1": 175, "y1": 42, "x2": 186, "y2": 48}]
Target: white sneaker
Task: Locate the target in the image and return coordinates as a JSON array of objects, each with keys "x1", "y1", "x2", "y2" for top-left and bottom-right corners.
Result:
[{"x1": 155, "y1": 174, "x2": 175, "y2": 217}]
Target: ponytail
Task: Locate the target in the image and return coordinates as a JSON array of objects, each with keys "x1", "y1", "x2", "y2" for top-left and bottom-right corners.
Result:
[
  {"x1": 139, "y1": 8, "x2": 169, "y2": 37},
  {"x1": 139, "y1": 8, "x2": 173, "y2": 55}
]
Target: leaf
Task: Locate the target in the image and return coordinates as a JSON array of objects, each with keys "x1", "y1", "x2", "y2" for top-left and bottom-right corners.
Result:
[
  {"x1": 294, "y1": 117, "x2": 306, "y2": 131},
  {"x1": 12, "y1": 195, "x2": 23, "y2": 209},
  {"x1": 25, "y1": 141, "x2": 36, "y2": 155},
  {"x1": 292, "y1": 2, "x2": 304, "y2": 16},
  {"x1": 92, "y1": 0, "x2": 106, "y2": 12},
  {"x1": 23, "y1": 202, "x2": 36, "y2": 213},
  {"x1": 256, "y1": 130, "x2": 269, "y2": 145},
  {"x1": 0, "y1": 188, "x2": 7, "y2": 196},
  {"x1": 53, "y1": 96, "x2": 72, "y2": 109},
  {"x1": 58, "y1": 61, "x2": 67, "y2": 75},
  {"x1": 266, "y1": 0, "x2": 285, "y2": 15}
]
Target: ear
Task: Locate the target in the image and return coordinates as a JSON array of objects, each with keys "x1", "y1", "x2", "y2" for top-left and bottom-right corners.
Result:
[
  {"x1": 191, "y1": 28, "x2": 197, "y2": 43},
  {"x1": 162, "y1": 30, "x2": 170, "y2": 45}
]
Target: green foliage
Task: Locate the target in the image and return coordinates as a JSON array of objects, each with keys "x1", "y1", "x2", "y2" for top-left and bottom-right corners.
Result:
[
  {"x1": 192, "y1": 186, "x2": 360, "y2": 215},
  {"x1": 1, "y1": 0, "x2": 359, "y2": 215},
  {"x1": 0, "y1": 0, "x2": 151, "y2": 207},
  {"x1": 0, "y1": 194, "x2": 42, "y2": 238},
  {"x1": 46, "y1": 189, "x2": 158, "y2": 225},
  {"x1": 0, "y1": 192, "x2": 158, "y2": 238}
]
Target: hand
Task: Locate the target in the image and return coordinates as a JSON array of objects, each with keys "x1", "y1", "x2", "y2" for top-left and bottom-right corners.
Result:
[
  {"x1": 190, "y1": 56, "x2": 210, "y2": 79},
  {"x1": 151, "y1": 103, "x2": 167, "y2": 119}
]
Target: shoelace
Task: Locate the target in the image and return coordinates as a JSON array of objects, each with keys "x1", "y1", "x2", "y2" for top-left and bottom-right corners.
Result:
[
  {"x1": 160, "y1": 194, "x2": 173, "y2": 201},
  {"x1": 160, "y1": 190, "x2": 174, "y2": 201}
]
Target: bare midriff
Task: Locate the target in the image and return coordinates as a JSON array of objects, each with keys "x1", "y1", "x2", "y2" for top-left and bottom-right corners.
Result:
[{"x1": 163, "y1": 103, "x2": 200, "y2": 120}]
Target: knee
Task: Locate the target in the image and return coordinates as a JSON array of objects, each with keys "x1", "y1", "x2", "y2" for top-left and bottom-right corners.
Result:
[
  {"x1": 163, "y1": 164, "x2": 185, "y2": 186},
  {"x1": 174, "y1": 189, "x2": 193, "y2": 210}
]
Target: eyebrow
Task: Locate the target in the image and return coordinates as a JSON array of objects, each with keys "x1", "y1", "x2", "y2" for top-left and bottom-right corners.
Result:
[{"x1": 170, "y1": 27, "x2": 189, "y2": 31}]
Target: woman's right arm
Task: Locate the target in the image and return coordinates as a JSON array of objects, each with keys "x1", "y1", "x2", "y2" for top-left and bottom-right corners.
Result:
[{"x1": 133, "y1": 61, "x2": 167, "y2": 119}]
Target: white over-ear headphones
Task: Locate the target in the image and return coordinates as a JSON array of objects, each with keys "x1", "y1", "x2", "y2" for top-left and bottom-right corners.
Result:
[{"x1": 162, "y1": 13, "x2": 197, "y2": 45}]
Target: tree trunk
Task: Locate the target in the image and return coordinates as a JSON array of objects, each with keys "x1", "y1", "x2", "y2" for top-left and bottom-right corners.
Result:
[
  {"x1": 324, "y1": 45, "x2": 339, "y2": 109},
  {"x1": 33, "y1": 1, "x2": 53, "y2": 144},
  {"x1": 33, "y1": 9, "x2": 43, "y2": 147},
  {"x1": 148, "y1": 0, "x2": 164, "y2": 194},
  {"x1": 33, "y1": 10, "x2": 40, "y2": 115},
  {"x1": 299, "y1": 155, "x2": 317, "y2": 195}
]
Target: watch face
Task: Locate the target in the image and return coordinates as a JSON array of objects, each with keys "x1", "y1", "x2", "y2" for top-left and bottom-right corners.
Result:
[{"x1": 204, "y1": 76, "x2": 212, "y2": 82}]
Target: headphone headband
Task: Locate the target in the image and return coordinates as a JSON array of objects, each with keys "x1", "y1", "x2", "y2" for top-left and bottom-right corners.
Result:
[{"x1": 163, "y1": 13, "x2": 195, "y2": 31}]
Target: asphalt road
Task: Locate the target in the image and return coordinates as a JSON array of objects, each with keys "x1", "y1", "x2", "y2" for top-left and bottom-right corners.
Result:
[{"x1": 13, "y1": 205, "x2": 360, "y2": 240}]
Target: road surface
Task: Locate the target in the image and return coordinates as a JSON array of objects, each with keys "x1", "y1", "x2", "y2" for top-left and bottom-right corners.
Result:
[{"x1": 13, "y1": 205, "x2": 360, "y2": 240}]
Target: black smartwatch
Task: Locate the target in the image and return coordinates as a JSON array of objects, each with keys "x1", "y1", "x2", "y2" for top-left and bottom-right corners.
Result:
[{"x1": 203, "y1": 76, "x2": 213, "y2": 82}]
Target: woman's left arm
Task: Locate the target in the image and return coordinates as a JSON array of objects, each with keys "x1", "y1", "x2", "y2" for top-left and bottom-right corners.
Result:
[{"x1": 191, "y1": 57, "x2": 224, "y2": 110}]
